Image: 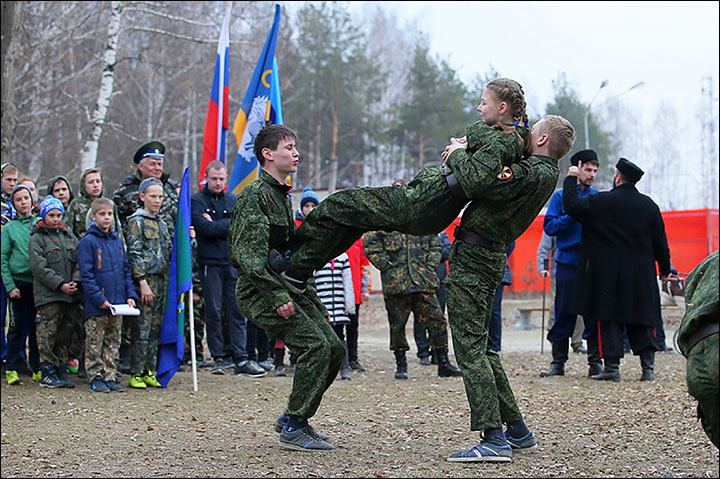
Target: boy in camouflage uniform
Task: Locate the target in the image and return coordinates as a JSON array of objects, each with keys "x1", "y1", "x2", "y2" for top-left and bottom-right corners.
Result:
[
  {"x1": 229, "y1": 124, "x2": 344, "y2": 451},
  {"x1": 364, "y1": 229, "x2": 461, "y2": 379},
  {"x1": 445, "y1": 114, "x2": 576, "y2": 462},
  {"x1": 78, "y1": 198, "x2": 138, "y2": 393},
  {"x1": 28, "y1": 197, "x2": 83, "y2": 389},
  {"x1": 113, "y1": 141, "x2": 178, "y2": 374},
  {"x1": 269, "y1": 79, "x2": 530, "y2": 294},
  {"x1": 125, "y1": 178, "x2": 171, "y2": 389},
  {"x1": 66, "y1": 167, "x2": 123, "y2": 240},
  {"x1": 677, "y1": 250, "x2": 719, "y2": 448}
]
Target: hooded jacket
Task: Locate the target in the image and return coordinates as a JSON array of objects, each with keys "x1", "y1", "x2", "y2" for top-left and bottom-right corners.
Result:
[
  {"x1": 28, "y1": 220, "x2": 81, "y2": 307},
  {"x1": 44, "y1": 176, "x2": 75, "y2": 214},
  {"x1": 77, "y1": 224, "x2": 138, "y2": 318},
  {"x1": 66, "y1": 168, "x2": 122, "y2": 239}
]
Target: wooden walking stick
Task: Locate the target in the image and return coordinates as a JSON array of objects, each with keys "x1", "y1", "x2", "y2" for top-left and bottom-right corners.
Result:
[{"x1": 540, "y1": 271, "x2": 547, "y2": 354}]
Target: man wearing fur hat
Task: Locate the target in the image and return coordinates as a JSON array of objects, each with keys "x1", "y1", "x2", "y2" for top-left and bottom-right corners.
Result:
[{"x1": 562, "y1": 157, "x2": 672, "y2": 382}]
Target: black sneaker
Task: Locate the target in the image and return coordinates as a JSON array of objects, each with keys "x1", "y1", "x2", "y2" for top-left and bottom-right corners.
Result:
[
  {"x1": 234, "y1": 360, "x2": 267, "y2": 378},
  {"x1": 55, "y1": 365, "x2": 75, "y2": 388},
  {"x1": 210, "y1": 359, "x2": 226, "y2": 375},
  {"x1": 267, "y1": 249, "x2": 309, "y2": 294},
  {"x1": 279, "y1": 425, "x2": 334, "y2": 451},
  {"x1": 105, "y1": 380, "x2": 125, "y2": 392},
  {"x1": 349, "y1": 360, "x2": 365, "y2": 371},
  {"x1": 39, "y1": 366, "x2": 64, "y2": 389},
  {"x1": 274, "y1": 414, "x2": 330, "y2": 440},
  {"x1": 90, "y1": 376, "x2": 111, "y2": 393}
]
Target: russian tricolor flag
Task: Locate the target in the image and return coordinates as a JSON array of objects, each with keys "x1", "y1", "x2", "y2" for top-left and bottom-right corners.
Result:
[{"x1": 199, "y1": 5, "x2": 231, "y2": 189}]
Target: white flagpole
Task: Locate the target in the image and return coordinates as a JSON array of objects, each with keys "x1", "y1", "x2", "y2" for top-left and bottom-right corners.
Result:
[{"x1": 189, "y1": 284, "x2": 198, "y2": 392}]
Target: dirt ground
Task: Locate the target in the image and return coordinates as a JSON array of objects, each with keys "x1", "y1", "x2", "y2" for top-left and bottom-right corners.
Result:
[{"x1": 1, "y1": 293, "x2": 718, "y2": 478}]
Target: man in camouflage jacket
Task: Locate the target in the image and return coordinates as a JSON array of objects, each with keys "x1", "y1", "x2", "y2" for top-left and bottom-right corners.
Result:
[
  {"x1": 364, "y1": 229, "x2": 461, "y2": 379},
  {"x1": 229, "y1": 125, "x2": 343, "y2": 452},
  {"x1": 445, "y1": 115, "x2": 576, "y2": 463}
]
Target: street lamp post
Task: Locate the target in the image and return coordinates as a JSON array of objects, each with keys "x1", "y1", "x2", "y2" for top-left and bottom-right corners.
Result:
[
  {"x1": 584, "y1": 81, "x2": 645, "y2": 150},
  {"x1": 584, "y1": 80, "x2": 608, "y2": 150}
]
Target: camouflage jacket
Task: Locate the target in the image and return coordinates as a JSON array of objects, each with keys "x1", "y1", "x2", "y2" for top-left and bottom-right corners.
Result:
[
  {"x1": 447, "y1": 121, "x2": 527, "y2": 200},
  {"x1": 454, "y1": 152, "x2": 559, "y2": 246},
  {"x1": 112, "y1": 169, "x2": 178, "y2": 238},
  {"x1": 66, "y1": 170, "x2": 123, "y2": 240},
  {"x1": 229, "y1": 170, "x2": 326, "y2": 316},
  {"x1": 677, "y1": 250, "x2": 719, "y2": 356},
  {"x1": 125, "y1": 209, "x2": 171, "y2": 280},
  {"x1": 364, "y1": 231, "x2": 442, "y2": 295}
]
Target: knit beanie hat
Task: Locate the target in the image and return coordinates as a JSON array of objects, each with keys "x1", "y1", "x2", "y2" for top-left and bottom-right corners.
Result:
[
  {"x1": 10, "y1": 184, "x2": 32, "y2": 207},
  {"x1": 300, "y1": 187, "x2": 320, "y2": 208},
  {"x1": 39, "y1": 195, "x2": 65, "y2": 219},
  {"x1": 138, "y1": 177, "x2": 163, "y2": 194}
]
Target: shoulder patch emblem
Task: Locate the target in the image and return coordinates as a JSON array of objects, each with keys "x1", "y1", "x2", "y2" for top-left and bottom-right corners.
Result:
[{"x1": 497, "y1": 166, "x2": 514, "y2": 180}]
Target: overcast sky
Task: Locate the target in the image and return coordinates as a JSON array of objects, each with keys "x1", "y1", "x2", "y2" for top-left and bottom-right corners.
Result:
[{"x1": 351, "y1": 1, "x2": 719, "y2": 120}]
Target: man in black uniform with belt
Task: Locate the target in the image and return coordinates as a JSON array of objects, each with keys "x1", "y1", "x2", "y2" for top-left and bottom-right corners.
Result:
[{"x1": 562, "y1": 157, "x2": 672, "y2": 382}]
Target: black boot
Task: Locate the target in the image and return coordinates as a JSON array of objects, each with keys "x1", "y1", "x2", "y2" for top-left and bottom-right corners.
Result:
[
  {"x1": 586, "y1": 336, "x2": 603, "y2": 377},
  {"x1": 639, "y1": 350, "x2": 655, "y2": 381},
  {"x1": 435, "y1": 348, "x2": 462, "y2": 377},
  {"x1": 394, "y1": 350, "x2": 408, "y2": 380},
  {"x1": 340, "y1": 341, "x2": 352, "y2": 380},
  {"x1": 540, "y1": 340, "x2": 568, "y2": 377},
  {"x1": 591, "y1": 357, "x2": 621, "y2": 382}
]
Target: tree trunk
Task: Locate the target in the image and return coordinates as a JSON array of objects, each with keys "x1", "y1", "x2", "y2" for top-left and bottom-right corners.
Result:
[
  {"x1": 79, "y1": 1, "x2": 122, "y2": 172},
  {"x1": 1, "y1": 1, "x2": 23, "y2": 163}
]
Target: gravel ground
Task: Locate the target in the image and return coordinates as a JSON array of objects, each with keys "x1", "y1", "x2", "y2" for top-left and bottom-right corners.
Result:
[{"x1": 1, "y1": 293, "x2": 717, "y2": 478}]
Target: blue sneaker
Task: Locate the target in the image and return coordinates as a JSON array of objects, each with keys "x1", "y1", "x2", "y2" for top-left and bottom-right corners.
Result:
[
  {"x1": 90, "y1": 376, "x2": 110, "y2": 393},
  {"x1": 274, "y1": 415, "x2": 330, "y2": 441},
  {"x1": 447, "y1": 441, "x2": 512, "y2": 462},
  {"x1": 504, "y1": 430, "x2": 538, "y2": 452},
  {"x1": 279, "y1": 425, "x2": 334, "y2": 451}
]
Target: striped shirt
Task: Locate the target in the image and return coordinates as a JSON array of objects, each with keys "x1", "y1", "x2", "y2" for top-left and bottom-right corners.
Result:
[{"x1": 313, "y1": 252, "x2": 355, "y2": 325}]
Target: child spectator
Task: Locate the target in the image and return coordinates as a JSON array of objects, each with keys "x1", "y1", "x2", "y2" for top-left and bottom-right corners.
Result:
[
  {"x1": 125, "y1": 178, "x2": 171, "y2": 389},
  {"x1": 28, "y1": 196, "x2": 83, "y2": 388},
  {"x1": 67, "y1": 167, "x2": 122, "y2": 240},
  {"x1": 78, "y1": 198, "x2": 138, "y2": 392},
  {"x1": 44, "y1": 176, "x2": 74, "y2": 214},
  {"x1": 1, "y1": 185, "x2": 40, "y2": 384},
  {"x1": 313, "y1": 252, "x2": 355, "y2": 380},
  {"x1": 345, "y1": 237, "x2": 370, "y2": 372}
]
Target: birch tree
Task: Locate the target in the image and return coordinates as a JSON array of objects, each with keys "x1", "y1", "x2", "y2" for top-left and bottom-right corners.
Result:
[{"x1": 79, "y1": 1, "x2": 123, "y2": 172}]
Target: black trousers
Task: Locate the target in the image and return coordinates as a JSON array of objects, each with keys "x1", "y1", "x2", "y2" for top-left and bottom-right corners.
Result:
[{"x1": 597, "y1": 320, "x2": 657, "y2": 359}]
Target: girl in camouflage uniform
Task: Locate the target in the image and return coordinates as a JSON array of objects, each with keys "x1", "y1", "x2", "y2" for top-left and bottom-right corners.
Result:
[{"x1": 269, "y1": 79, "x2": 530, "y2": 294}]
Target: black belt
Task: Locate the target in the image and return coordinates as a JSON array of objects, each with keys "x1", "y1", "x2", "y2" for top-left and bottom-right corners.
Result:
[
  {"x1": 444, "y1": 165, "x2": 467, "y2": 199},
  {"x1": 683, "y1": 322, "x2": 719, "y2": 357},
  {"x1": 454, "y1": 228, "x2": 506, "y2": 252}
]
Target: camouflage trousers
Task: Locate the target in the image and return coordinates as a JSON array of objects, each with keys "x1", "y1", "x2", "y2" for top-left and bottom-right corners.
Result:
[
  {"x1": 445, "y1": 241, "x2": 523, "y2": 432},
  {"x1": 131, "y1": 274, "x2": 167, "y2": 374},
  {"x1": 236, "y1": 284, "x2": 344, "y2": 422},
  {"x1": 290, "y1": 166, "x2": 467, "y2": 277},
  {"x1": 84, "y1": 313, "x2": 121, "y2": 381},
  {"x1": 383, "y1": 292, "x2": 448, "y2": 351},
  {"x1": 686, "y1": 334, "x2": 719, "y2": 448},
  {"x1": 36, "y1": 302, "x2": 83, "y2": 367}
]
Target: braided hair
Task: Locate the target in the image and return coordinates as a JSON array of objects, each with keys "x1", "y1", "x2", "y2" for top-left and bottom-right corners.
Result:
[{"x1": 484, "y1": 78, "x2": 530, "y2": 154}]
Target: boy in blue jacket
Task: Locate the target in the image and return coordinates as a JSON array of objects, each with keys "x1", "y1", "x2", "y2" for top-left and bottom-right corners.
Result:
[{"x1": 78, "y1": 198, "x2": 138, "y2": 392}]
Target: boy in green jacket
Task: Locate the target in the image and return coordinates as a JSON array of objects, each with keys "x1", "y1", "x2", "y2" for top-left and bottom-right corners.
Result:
[{"x1": 1, "y1": 185, "x2": 40, "y2": 385}]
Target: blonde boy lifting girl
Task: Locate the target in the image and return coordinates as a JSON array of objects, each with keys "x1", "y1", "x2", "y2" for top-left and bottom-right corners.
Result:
[{"x1": 268, "y1": 78, "x2": 531, "y2": 293}]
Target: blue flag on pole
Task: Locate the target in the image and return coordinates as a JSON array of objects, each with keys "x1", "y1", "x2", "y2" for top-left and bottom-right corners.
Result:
[
  {"x1": 157, "y1": 166, "x2": 193, "y2": 388},
  {"x1": 227, "y1": 4, "x2": 282, "y2": 194}
]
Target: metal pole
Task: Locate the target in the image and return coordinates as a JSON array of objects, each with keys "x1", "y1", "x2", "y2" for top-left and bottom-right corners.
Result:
[
  {"x1": 540, "y1": 272, "x2": 547, "y2": 354},
  {"x1": 584, "y1": 80, "x2": 608, "y2": 150},
  {"x1": 189, "y1": 285, "x2": 198, "y2": 392}
]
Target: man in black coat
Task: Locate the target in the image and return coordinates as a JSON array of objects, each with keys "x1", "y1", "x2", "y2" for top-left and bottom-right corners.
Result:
[{"x1": 562, "y1": 157, "x2": 672, "y2": 382}]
